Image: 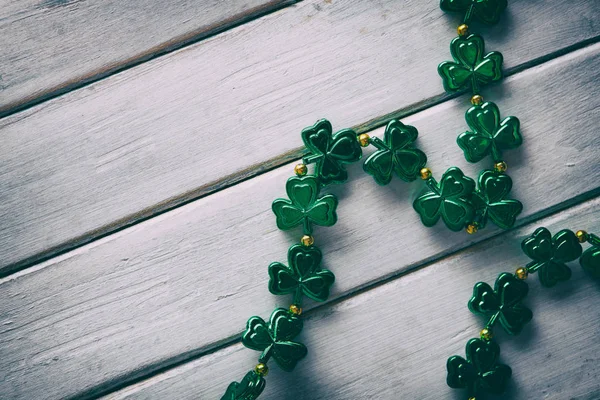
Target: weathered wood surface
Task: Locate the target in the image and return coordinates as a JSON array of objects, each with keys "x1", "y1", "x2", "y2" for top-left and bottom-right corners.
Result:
[
  {"x1": 0, "y1": 0, "x2": 295, "y2": 115},
  {"x1": 104, "y1": 199, "x2": 600, "y2": 400},
  {"x1": 1, "y1": 0, "x2": 598, "y2": 275},
  {"x1": 1, "y1": 43, "x2": 599, "y2": 400}
]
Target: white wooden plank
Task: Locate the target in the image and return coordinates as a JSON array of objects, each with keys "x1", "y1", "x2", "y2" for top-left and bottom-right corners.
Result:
[
  {"x1": 1, "y1": 0, "x2": 598, "y2": 274},
  {"x1": 104, "y1": 199, "x2": 600, "y2": 400},
  {"x1": 0, "y1": 0, "x2": 294, "y2": 114},
  {"x1": 0, "y1": 43, "x2": 599, "y2": 400}
]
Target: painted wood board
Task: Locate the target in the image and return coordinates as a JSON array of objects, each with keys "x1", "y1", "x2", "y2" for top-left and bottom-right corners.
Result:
[
  {"x1": 0, "y1": 0, "x2": 295, "y2": 115},
  {"x1": 1, "y1": 43, "x2": 599, "y2": 400},
  {"x1": 103, "y1": 198, "x2": 600, "y2": 400},
  {"x1": 1, "y1": 0, "x2": 599, "y2": 275}
]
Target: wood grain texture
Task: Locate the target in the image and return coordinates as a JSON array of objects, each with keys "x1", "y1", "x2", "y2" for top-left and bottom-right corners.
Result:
[
  {"x1": 1, "y1": 0, "x2": 599, "y2": 275},
  {"x1": 103, "y1": 199, "x2": 600, "y2": 400},
  {"x1": 1, "y1": 43, "x2": 599, "y2": 400},
  {"x1": 0, "y1": 0, "x2": 295, "y2": 115}
]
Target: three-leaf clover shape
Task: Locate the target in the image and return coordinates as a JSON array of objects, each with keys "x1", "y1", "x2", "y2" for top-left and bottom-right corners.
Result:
[
  {"x1": 242, "y1": 308, "x2": 307, "y2": 372},
  {"x1": 363, "y1": 120, "x2": 427, "y2": 185},
  {"x1": 521, "y1": 228, "x2": 583, "y2": 287},
  {"x1": 457, "y1": 102, "x2": 522, "y2": 163},
  {"x1": 440, "y1": 0, "x2": 508, "y2": 25},
  {"x1": 220, "y1": 371, "x2": 265, "y2": 400},
  {"x1": 580, "y1": 243, "x2": 600, "y2": 279},
  {"x1": 472, "y1": 170, "x2": 522, "y2": 230},
  {"x1": 301, "y1": 119, "x2": 362, "y2": 185},
  {"x1": 447, "y1": 338, "x2": 512, "y2": 397},
  {"x1": 413, "y1": 167, "x2": 475, "y2": 232},
  {"x1": 272, "y1": 175, "x2": 338, "y2": 234},
  {"x1": 468, "y1": 273, "x2": 533, "y2": 335},
  {"x1": 438, "y1": 34, "x2": 503, "y2": 94},
  {"x1": 269, "y1": 244, "x2": 335, "y2": 302}
]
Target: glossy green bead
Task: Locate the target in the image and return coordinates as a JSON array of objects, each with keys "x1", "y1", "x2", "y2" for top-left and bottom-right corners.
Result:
[
  {"x1": 580, "y1": 244, "x2": 600, "y2": 279},
  {"x1": 220, "y1": 370, "x2": 266, "y2": 400},
  {"x1": 301, "y1": 119, "x2": 362, "y2": 185},
  {"x1": 447, "y1": 338, "x2": 512, "y2": 397},
  {"x1": 438, "y1": 34, "x2": 503, "y2": 94},
  {"x1": 268, "y1": 244, "x2": 335, "y2": 303},
  {"x1": 457, "y1": 101, "x2": 522, "y2": 163},
  {"x1": 521, "y1": 227, "x2": 583, "y2": 287},
  {"x1": 472, "y1": 170, "x2": 522, "y2": 229},
  {"x1": 272, "y1": 175, "x2": 338, "y2": 234},
  {"x1": 440, "y1": 0, "x2": 507, "y2": 25},
  {"x1": 413, "y1": 167, "x2": 475, "y2": 232},
  {"x1": 242, "y1": 308, "x2": 307, "y2": 372},
  {"x1": 469, "y1": 273, "x2": 532, "y2": 335},
  {"x1": 362, "y1": 120, "x2": 427, "y2": 185}
]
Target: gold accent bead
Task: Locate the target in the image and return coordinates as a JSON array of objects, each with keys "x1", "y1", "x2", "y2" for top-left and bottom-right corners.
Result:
[
  {"x1": 420, "y1": 168, "x2": 432, "y2": 180},
  {"x1": 576, "y1": 230, "x2": 588, "y2": 243},
  {"x1": 471, "y1": 94, "x2": 484, "y2": 106},
  {"x1": 466, "y1": 224, "x2": 478, "y2": 235},
  {"x1": 516, "y1": 267, "x2": 528, "y2": 280},
  {"x1": 480, "y1": 327, "x2": 494, "y2": 341},
  {"x1": 289, "y1": 304, "x2": 303, "y2": 316},
  {"x1": 494, "y1": 161, "x2": 508, "y2": 173},
  {"x1": 457, "y1": 24, "x2": 469, "y2": 37},
  {"x1": 358, "y1": 133, "x2": 371, "y2": 147},
  {"x1": 254, "y1": 363, "x2": 269, "y2": 376},
  {"x1": 294, "y1": 163, "x2": 308, "y2": 176},
  {"x1": 468, "y1": 397, "x2": 476, "y2": 400},
  {"x1": 300, "y1": 235, "x2": 314, "y2": 247}
]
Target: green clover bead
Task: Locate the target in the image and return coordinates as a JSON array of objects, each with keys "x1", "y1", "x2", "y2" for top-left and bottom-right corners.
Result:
[
  {"x1": 580, "y1": 245, "x2": 600, "y2": 279},
  {"x1": 362, "y1": 120, "x2": 427, "y2": 185},
  {"x1": 438, "y1": 34, "x2": 503, "y2": 94},
  {"x1": 521, "y1": 228, "x2": 583, "y2": 287},
  {"x1": 301, "y1": 119, "x2": 362, "y2": 185},
  {"x1": 272, "y1": 175, "x2": 338, "y2": 234},
  {"x1": 413, "y1": 167, "x2": 475, "y2": 232},
  {"x1": 472, "y1": 170, "x2": 522, "y2": 230},
  {"x1": 447, "y1": 338, "x2": 512, "y2": 397},
  {"x1": 221, "y1": 371, "x2": 266, "y2": 400},
  {"x1": 268, "y1": 244, "x2": 335, "y2": 303},
  {"x1": 468, "y1": 273, "x2": 533, "y2": 335},
  {"x1": 440, "y1": 0, "x2": 508, "y2": 25},
  {"x1": 242, "y1": 308, "x2": 307, "y2": 372},
  {"x1": 457, "y1": 102, "x2": 522, "y2": 163}
]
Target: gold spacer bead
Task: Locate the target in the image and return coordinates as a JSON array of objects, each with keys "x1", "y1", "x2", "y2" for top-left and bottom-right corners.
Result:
[
  {"x1": 457, "y1": 24, "x2": 469, "y2": 37},
  {"x1": 480, "y1": 327, "x2": 494, "y2": 341},
  {"x1": 471, "y1": 94, "x2": 484, "y2": 106},
  {"x1": 294, "y1": 163, "x2": 308, "y2": 176},
  {"x1": 466, "y1": 224, "x2": 478, "y2": 235},
  {"x1": 300, "y1": 235, "x2": 314, "y2": 247},
  {"x1": 289, "y1": 304, "x2": 303, "y2": 316},
  {"x1": 358, "y1": 133, "x2": 371, "y2": 147},
  {"x1": 254, "y1": 363, "x2": 269, "y2": 376},
  {"x1": 468, "y1": 397, "x2": 476, "y2": 400},
  {"x1": 420, "y1": 167, "x2": 432, "y2": 180},
  {"x1": 494, "y1": 161, "x2": 508, "y2": 173},
  {"x1": 575, "y1": 230, "x2": 588, "y2": 243},
  {"x1": 516, "y1": 267, "x2": 528, "y2": 280}
]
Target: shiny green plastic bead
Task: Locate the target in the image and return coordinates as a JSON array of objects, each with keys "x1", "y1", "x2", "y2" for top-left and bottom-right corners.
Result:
[
  {"x1": 472, "y1": 170, "x2": 522, "y2": 229},
  {"x1": 268, "y1": 244, "x2": 335, "y2": 303},
  {"x1": 220, "y1": 370, "x2": 266, "y2": 400},
  {"x1": 413, "y1": 167, "x2": 475, "y2": 232},
  {"x1": 580, "y1": 244, "x2": 600, "y2": 279},
  {"x1": 438, "y1": 34, "x2": 503, "y2": 94},
  {"x1": 301, "y1": 119, "x2": 362, "y2": 185},
  {"x1": 521, "y1": 228, "x2": 583, "y2": 287},
  {"x1": 362, "y1": 120, "x2": 427, "y2": 185},
  {"x1": 272, "y1": 175, "x2": 338, "y2": 234},
  {"x1": 457, "y1": 102, "x2": 522, "y2": 163},
  {"x1": 440, "y1": 0, "x2": 508, "y2": 25},
  {"x1": 469, "y1": 272, "x2": 532, "y2": 335},
  {"x1": 447, "y1": 338, "x2": 512, "y2": 397},
  {"x1": 242, "y1": 308, "x2": 307, "y2": 372}
]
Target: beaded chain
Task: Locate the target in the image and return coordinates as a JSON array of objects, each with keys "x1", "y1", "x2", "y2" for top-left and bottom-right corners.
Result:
[{"x1": 446, "y1": 228, "x2": 600, "y2": 399}]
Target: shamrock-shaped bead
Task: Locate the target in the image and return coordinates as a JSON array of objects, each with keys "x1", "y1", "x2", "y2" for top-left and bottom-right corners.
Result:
[
  {"x1": 457, "y1": 101, "x2": 522, "y2": 163},
  {"x1": 220, "y1": 370, "x2": 266, "y2": 400},
  {"x1": 272, "y1": 175, "x2": 338, "y2": 234},
  {"x1": 301, "y1": 119, "x2": 362, "y2": 185},
  {"x1": 413, "y1": 167, "x2": 475, "y2": 232},
  {"x1": 362, "y1": 120, "x2": 427, "y2": 185},
  {"x1": 440, "y1": 0, "x2": 508, "y2": 25},
  {"x1": 580, "y1": 244, "x2": 600, "y2": 279},
  {"x1": 242, "y1": 308, "x2": 307, "y2": 372},
  {"x1": 268, "y1": 244, "x2": 335, "y2": 303},
  {"x1": 472, "y1": 170, "x2": 522, "y2": 230},
  {"x1": 447, "y1": 338, "x2": 512, "y2": 397},
  {"x1": 521, "y1": 228, "x2": 583, "y2": 287},
  {"x1": 469, "y1": 273, "x2": 533, "y2": 335},
  {"x1": 438, "y1": 34, "x2": 503, "y2": 94}
]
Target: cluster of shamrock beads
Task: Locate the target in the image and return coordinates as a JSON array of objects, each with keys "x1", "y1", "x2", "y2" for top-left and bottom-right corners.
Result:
[{"x1": 447, "y1": 226, "x2": 600, "y2": 399}]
